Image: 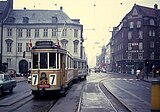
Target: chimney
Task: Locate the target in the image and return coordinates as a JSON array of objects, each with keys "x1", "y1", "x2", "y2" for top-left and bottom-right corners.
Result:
[
  {"x1": 154, "y1": 4, "x2": 158, "y2": 10},
  {"x1": 24, "y1": 7, "x2": 26, "y2": 10},
  {"x1": 60, "y1": 6, "x2": 63, "y2": 11}
]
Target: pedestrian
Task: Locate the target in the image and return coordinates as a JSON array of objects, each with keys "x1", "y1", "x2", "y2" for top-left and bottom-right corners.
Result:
[{"x1": 136, "y1": 69, "x2": 141, "y2": 80}]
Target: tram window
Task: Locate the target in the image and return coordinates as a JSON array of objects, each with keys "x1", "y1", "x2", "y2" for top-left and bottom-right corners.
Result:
[
  {"x1": 40, "y1": 53, "x2": 48, "y2": 69},
  {"x1": 49, "y1": 53, "x2": 56, "y2": 69},
  {"x1": 33, "y1": 53, "x2": 38, "y2": 69}
]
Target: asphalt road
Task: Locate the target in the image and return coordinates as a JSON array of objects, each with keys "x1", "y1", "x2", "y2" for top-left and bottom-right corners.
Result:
[
  {"x1": 0, "y1": 72, "x2": 152, "y2": 112},
  {"x1": 79, "y1": 72, "x2": 151, "y2": 112}
]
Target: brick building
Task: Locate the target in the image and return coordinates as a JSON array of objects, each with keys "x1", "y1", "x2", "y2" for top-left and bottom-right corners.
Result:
[{"x1": 110, "y1": 4, "x2": 160, "y2": 74}]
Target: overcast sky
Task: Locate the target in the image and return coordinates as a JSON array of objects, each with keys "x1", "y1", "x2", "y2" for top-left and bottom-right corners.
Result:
[{"x1": 13, "y1": 0, "x2": 160, "y2": 67}]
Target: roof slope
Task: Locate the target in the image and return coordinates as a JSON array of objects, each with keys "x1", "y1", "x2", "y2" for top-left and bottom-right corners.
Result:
[
  {"x1": 5, "y1": 9, "x2": 81, "y2": 25},
  {"x1": 137, "y1": 4, "x2": 159, "y2": 18},
  {"x1": 0, "y1": 1, "x2": 7, "y2": 13}
]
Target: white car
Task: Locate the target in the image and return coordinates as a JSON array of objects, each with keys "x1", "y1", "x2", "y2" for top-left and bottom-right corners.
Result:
[{"x1": 28, "y1": 75, "x2": 31, "y2": 83}]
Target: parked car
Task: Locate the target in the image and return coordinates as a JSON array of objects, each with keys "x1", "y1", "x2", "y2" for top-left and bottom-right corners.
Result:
[
  {"x1": 28, "y1": 75, "x2": 31, "y2": 83},
  {"x1": 0, "y1": 71, "x2": 17, "y2": 95}
]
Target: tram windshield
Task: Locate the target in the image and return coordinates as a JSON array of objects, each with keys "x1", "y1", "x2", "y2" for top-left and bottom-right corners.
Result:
[
  {"x1": 49, "y1": 53, "x2": 56, "y2": 69},
  {"x1": 40, "y1": 53, "x2": 48, "y2": 69},
  {"x1": 32, "y1": 52, "x2": 57, "y2": 69}
]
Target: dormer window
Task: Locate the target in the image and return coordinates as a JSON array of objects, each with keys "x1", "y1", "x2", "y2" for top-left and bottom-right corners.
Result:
[
  {"x1": 52, "y1": 17, "x2": 58, "y2": 23},
  {"x1": 23, "y1": 17, "x2": 29, "y2": 24},
  {"x1": 6, "y1": 17, "x2": 15, "y2": 23}
]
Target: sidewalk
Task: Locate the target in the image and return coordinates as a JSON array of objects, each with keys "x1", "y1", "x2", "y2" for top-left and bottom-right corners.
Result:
[
  {"x1": 12, "y1": 77, "x2": 27, "y2": 83},
  {"x1": 143, "y1": 76, "x2": 160, "y2": 83},
  {"x1": 108, "y1": 71, "x2": 160, "y2": 83}
]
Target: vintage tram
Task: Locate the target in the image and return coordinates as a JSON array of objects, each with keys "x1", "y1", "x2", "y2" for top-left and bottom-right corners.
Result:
[{"x1": 30, "y1": 41, "x2": 88, "y2": 96}]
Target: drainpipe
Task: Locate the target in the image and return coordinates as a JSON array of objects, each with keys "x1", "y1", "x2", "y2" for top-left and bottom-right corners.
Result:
[{"x1": 0, "y1": 20, "x2": 3, "y2": 71}]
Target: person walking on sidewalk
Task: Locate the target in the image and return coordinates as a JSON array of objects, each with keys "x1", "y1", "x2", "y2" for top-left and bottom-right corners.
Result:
[{"x1": 136, "y1": 69, "x2": 141, "y2": 80}]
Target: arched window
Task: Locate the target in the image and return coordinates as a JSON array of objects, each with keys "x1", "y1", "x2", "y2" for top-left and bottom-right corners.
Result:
[
  {"x1": 73, "y1": 40, "x2": 79, "y2": 53},
  {"x1": 23, "y1": 17, "x2": 29, "y2": 24},
  {"x1": 5, "y1": 39, "x2": 13, "y2": 52}
]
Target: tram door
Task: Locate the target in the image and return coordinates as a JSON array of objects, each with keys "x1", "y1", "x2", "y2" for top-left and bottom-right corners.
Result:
[{"x1": 60, "y1": 53, "x2": 65, "y2": 85}]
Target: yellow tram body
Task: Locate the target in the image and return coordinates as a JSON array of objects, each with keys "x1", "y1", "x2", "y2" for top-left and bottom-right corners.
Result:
[{"x1": 30, "y1": 41, "x2": 88, "y2": 96}]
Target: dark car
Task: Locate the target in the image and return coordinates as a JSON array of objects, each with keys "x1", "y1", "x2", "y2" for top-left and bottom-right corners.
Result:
[{"x1": 0, "y1": 72, "x2": 17, "y2": 95}]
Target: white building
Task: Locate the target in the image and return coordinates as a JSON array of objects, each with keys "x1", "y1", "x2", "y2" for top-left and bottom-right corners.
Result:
[
  {"x1": 105, "y1": 42, "x2": 111, "y2": 72},
  {"x1": 1, "y1": 0, "x2": 86, "y2": 74}
]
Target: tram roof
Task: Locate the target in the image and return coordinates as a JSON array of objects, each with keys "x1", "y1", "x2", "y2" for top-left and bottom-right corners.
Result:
[{"x1": 32, "y1": 40, "x2": 67, "y2": 52}]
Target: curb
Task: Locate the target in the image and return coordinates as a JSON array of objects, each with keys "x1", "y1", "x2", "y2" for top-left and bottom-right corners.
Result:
[{"x1": 77, "y1": 82, "x2": 85, "y2": 112}]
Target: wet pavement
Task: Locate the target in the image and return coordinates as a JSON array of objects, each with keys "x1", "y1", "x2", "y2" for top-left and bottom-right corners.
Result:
[
  {"x1": 78, "y1": 72, "x2": 160, "y2": 112},
  {"x1": 11, "y1": 73, "x2": 160, "y2": 112}
]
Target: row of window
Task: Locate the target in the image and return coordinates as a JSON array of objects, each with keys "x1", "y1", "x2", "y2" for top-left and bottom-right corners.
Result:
[
  {"x1": 128, "y1": 30, "x2": 156, "y2": 40},
  {"x1": 113, "y1": 30, "x2": 156, "y2": 45},
  {"x1": 113, "y1": 41, "x2": 155, "y2": 53},
  {"x1": 6, "y1": 42, "x2": 31, "y2": 52},
  {"x1": 128, "y1": 43, "x2": 143, "y2": 50},
  {"x1": 128, "y1": 41, "x2": 155, "y2": 50},
  {"x1": 129, "y1": 19, "x2": 155, "y2": 29},
  {"x1": 7, "y1": 17, "x2": 58, "y2": 24},
  {"x1": 115, "y1": 52, "x2": 156, "y2": 61},
  {"x1": 6, "y1": 42, "x2": 79, "y2": 53},
  {"x1": 32, "y1": 52, "x2": 87, "y2": 69},
  {"x1": 7, "y1": 28, "x2": 79, "y2": 38},
  {"x1": 128, "y1": 52, "x2": 155, "y2": 60},
  {"x1": 129, "y1": 21, "x2": 142, "y2": 29}
]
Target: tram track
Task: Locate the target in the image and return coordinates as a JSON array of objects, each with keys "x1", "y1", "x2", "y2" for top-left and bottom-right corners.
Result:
[
  {"x1": 12, "y1": 95, "x2": 59, "y2": 112},
  {"x1": 98, "y1": 79, "x2": 131, "y2": 112},
  {"x1": 0, "y1": 93, "x2": 60, "y2": 112}
]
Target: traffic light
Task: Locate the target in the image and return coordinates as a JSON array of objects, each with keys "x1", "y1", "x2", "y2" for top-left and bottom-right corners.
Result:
[{"x1": 145, "y1": 59, "x2": 149, "y2": 66}]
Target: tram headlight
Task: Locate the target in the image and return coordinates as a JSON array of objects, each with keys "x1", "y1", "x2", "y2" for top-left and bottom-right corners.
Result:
[{"x1": 41, "y1": 72, "x2": 46, "y2": 78}]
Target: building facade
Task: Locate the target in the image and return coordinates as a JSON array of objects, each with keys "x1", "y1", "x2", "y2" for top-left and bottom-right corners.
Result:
[
  {"x1": 105, "y1": 42, "x2": 111, "y2": 72},
  {"x1": 0, "y1": 0, "x2": 13, "y2": 71},
  {"x1": 1, "y1": 0, "x2": 86, "y2": 74},
  {"x1": 96, "y1": 45, "x2": 106, "y2": 69},
  {"x1": 110, "y1": 4, "x2": 160, "y2": 74}
]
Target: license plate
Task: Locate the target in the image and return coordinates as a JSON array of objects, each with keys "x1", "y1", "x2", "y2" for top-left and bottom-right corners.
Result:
[{"x1": 38, "y1": 84, "x2": 50, "y2": 88}]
